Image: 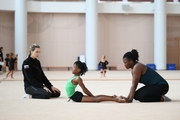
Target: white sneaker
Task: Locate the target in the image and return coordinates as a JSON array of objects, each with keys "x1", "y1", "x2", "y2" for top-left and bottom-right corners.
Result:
[
  {"x1": 22, "y1": 94, "x2": 30, "y2": 99},
  {"x1": 162, "y1": 95, "x2": 171, "y2": 101}
]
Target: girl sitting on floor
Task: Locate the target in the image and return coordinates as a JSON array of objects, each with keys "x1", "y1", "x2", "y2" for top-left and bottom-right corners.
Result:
[{"x1": 65, "y1": 60, "x2": 125, "y2": 103}]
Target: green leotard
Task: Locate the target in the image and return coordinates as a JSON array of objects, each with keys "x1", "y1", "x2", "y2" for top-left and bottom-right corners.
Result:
[{"x1": 65, "y1": 76, "x2": 80, "y2": 98}]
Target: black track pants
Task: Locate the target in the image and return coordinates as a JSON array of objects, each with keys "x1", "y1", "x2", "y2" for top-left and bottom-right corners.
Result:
[
  {"x1": 25, "y1": 86, "x2": 60, "y2": 99},
  {"x1": 134, "y1": 84, "x2": 169, "y2": 102}
]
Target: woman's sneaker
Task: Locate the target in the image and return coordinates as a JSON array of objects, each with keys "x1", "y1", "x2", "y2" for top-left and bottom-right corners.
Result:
[
  {"x1": 162, "y1": 95, "x2": 171, "y2": 101},
  {"x1": 22, "y1": 94, "x2": 31, "y2": 99}
]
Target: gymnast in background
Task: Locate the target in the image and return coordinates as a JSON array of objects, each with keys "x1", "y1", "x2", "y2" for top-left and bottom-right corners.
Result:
[{"x1": 98, "y1": 55, "x2": 109, "y2": 78}]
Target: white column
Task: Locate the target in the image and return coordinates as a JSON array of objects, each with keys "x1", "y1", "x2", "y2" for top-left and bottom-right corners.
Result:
[
  {"x1": 85, "y1": 0, "x2": 98, "y2": 70},
  {"x1": 154, "y1": 0, "x2": 166, "y2": 70},
  {"x1": 15, "y1": 0, "x2": 27, "y2": 70}
]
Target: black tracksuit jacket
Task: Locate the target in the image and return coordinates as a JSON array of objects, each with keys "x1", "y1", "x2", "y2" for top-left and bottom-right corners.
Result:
[{"x1": 22, "y1": 57, "x2": 52, "y2": 90}]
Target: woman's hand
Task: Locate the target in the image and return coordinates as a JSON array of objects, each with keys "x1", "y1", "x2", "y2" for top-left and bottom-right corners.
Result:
[
  {"x1": 120, "y1": 96, "x2": 132, "y2": 103},
  {"x1": 43, "y1": 86, "x2": 52, "y2": 93},
  {"x1": 51, "y1": 86, "x2": 61, "y2": 93}
]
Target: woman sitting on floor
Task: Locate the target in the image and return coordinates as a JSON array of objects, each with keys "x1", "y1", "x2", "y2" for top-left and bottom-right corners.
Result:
[
  {"x1": 119, "y1": 49, "x2": 171, "y2": 103},
  {"x1": 22, "y1": 44, "x2": 61, "y2": 99}
]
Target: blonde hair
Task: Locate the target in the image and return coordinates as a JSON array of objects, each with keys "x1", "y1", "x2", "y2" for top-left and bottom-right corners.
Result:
[
  {"x1": 101, "y1": 55, "x2": 106, "y2": 59},
  {"x1": 29, "y1": 44, "x2": 40, "y2": 57},
  {"x1": 101, "y1": 55, "x2": 106, "y2": 62}
]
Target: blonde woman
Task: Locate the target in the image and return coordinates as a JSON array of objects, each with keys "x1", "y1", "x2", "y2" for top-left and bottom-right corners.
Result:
[
  {"x1": 22, "y1": 44, "x2": 60, "y2": 99},
  {"x1": 98, "y1": 55, "x2": 109, "y2": 78}
]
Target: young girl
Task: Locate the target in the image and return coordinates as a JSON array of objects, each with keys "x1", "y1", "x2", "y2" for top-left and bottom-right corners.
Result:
[
  {"x1": 65, "y1": 60, "x2": 125, "y2": 103},
  {"x1": 98, "y1": 55, "x2": 109, "y2": 78},
  {"x1": 5, "y1": 53, "x2": 10, "y2": 73},
  {"x1": 0, "y1": 47, "x2": 3, "y2": 74},
  {"x1": 14, "y1": 54, "x2": 18, "y2": 71},
  {"x1": 4, "y1": 53, "x2": 17, "y2": 79}
]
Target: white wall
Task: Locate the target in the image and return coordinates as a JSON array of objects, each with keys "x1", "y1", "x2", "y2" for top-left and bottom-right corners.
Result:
[{"x1": 0, "y1": 0, "x2": 180, "y2": 15}]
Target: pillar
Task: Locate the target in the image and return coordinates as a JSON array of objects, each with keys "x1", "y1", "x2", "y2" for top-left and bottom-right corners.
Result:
[
  {"x1": 85, "y1": 0, "x2": 98, "y2": 70},
  {"x1": 15, "y1": 0, "x2": 27, "y2": 70},
  {"x1": 154, "y1": 0, "x2": 167, "y2": 70}
]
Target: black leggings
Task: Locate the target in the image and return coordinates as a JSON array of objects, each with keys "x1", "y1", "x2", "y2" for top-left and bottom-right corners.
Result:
[
  {"x1": 25, "y1": 86, "x2": 60, "y2": 99},
  {"x1": 134, "y1": 84, "x2": 169, "y2": 102}
]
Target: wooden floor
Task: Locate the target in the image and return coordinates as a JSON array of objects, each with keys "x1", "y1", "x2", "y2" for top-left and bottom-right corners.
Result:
[{"x1": 0, "y1": 70, "x2": 180, "y2": 120}]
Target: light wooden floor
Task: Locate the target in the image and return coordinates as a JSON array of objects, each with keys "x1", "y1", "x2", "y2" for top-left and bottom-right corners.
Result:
[{"x1": 0, "y1": 70, "x2": 180, "y2": 120}]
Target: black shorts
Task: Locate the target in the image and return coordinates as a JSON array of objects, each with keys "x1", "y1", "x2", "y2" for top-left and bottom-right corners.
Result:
[{"x1": 70, "y1": 91, "x2": 84, "y2": 102}]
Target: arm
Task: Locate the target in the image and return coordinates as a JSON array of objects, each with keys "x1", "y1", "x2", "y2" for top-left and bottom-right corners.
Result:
[
  {"x1": 38, "y1": 61, "x2": 53, "y2": 88},
  {"x1": 125, "y1": 66, "x2": 141, "y2": 103},
  {"x1": 75, "y1": 78, "x2": 94, "y2": 97},
  {"x1": 41, "y1": 71, "x2": 52, "y2": 88},
  {"x1": 106, "y1": 60, "x2": 109, "y2": 65},
  {"x1": 41, "y1": 71, "x2": 60, "y2": 93},
  {"x1": 37, "y1": 61, "x2": 60, "y2": 93},
  {"x1": 98, "y1": 61, "x2": 101, "y2": 66}
]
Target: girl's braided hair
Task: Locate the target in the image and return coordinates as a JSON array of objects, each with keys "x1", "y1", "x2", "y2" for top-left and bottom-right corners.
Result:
[{"x1": 74, "y1": 61, "x2": 88, "y2": 76}]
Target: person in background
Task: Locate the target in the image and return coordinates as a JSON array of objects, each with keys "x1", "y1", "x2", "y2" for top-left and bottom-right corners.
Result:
[
  {"x1": 4, "y1": 53, "x2": 17, "y2": 79},
  {"x1": 0, "y1": 47, "x2": 4, "y2": 73},
  {"x1": 5, "y1": 53, "x2": 10, "y2": 73},
  {"x1": 119, "y1": 49, "x2": 171, "y2": 103},
  {"x1": 14, "y1": 54, "x2": 18, "y2": 71},
  {"x1": 22, "y1": 44, "x2": 61, "y2": 99},
  {"x1": 98, "y1": 55, "x2": 109, "y2": 78}
]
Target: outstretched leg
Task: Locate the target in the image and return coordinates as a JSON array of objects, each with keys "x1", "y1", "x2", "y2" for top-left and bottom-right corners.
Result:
[
  {"x1": 100, "y1": 69, "x2": 103, "y2": 78},
  {"x1": 81, "y1": 95, "x2": 125, "y2": 103},
  {"x1": 103, "y1": 69, "x2": 107, "y2": 77},
  {"x1": 70, "y1": 91, "x2": 125, "y2": 103},
  {"x1": 3, "y1": 70, "x2": 12, "y2": 80},
  {"x1": 10, "y1": 70, "x2": 14, "y2": 78}
]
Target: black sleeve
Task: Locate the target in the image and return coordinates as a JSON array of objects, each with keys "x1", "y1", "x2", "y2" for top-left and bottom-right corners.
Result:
[
  {"x1": 23, "y1": 60, "x2": 44, "y2": 88},
  {"x1": 98, "y1": 61, "x2": 101, "y2": 66},
  {"x1": 38, "y1": 62, "x2": 53, "y2": 88},
  {"x1": 1, "y1": 52, "x2": 3, "y2": 61},
  {"x1": 106, "y1": 60, "x2": 109, "y2": 65}
]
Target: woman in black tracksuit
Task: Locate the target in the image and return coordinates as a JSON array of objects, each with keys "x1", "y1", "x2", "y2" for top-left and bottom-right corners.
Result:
[{"x1": 22, "y1": 44, "x2": 61, "y2": 99}]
